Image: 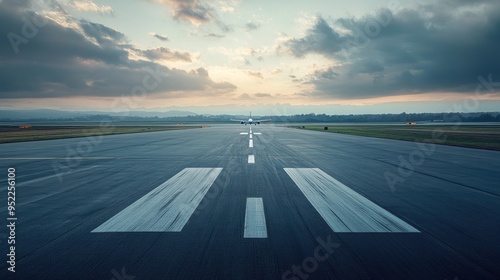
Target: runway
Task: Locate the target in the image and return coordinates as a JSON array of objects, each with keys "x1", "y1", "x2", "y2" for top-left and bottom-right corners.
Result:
[{"x1": 0, "y1": 124, "x2": 499, "y2": 279}]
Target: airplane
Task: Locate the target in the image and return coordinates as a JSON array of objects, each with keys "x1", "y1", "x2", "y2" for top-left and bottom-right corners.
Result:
[{"x1": 232, "y1": 112, "x2": 270, "y2": 125}]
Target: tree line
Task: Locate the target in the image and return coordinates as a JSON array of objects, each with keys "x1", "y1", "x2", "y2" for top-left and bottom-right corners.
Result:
[{"x1": 1, "y1": 112, "x2": 499, "y2": 123}]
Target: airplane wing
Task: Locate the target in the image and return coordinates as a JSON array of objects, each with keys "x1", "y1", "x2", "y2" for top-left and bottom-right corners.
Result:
[
  {"x1": 253, "y1": 119, "x2": 271, "y2": 124},
  {"x1": 231, "y1": 119, "x2": 248, "y2": 124}
]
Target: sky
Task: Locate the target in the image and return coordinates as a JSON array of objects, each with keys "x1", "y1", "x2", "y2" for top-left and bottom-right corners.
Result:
[{"x1": 0, "y1": 0, "x2": 500, "y2": 115}]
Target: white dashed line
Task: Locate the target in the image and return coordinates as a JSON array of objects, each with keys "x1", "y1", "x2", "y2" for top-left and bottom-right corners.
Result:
[
  {"x1": 254, "y1": 133, "x2": 261, "y2": 135},
  {"x1": 248, "y1": 155, "x2": 255, "y2": 164},
  {"x1": 92, "y1": 168, "x2": 223, "y2": 232},
  {"x1": 249, "y1": 139, "x2": 254, "y2": 147},
  {"x1": 240, "y1": 132, "x2": 248, "y2": 135},
  {"x1": 244, "y1": 197, "x2": 268, "y2": 238},
  {"x1": 284, "y1": 168, "x2": 420, "y2": 233},
  {"x1": 250, "y1": 134, "x2": 253, "y2": 139}
]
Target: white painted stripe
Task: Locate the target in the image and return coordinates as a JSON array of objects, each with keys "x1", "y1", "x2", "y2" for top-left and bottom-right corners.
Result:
[
  {"x1": 240, "y1": 132, "x2": 248, "y2": 135},
  {"x1": 254, "y1": 133, "x2": 261, "y2": 135},
  {"x1": 284, "y1": 168, "x2": 419, "y2": 233},
  {"x1": 20, "y1": 165, "x2": 100, "y2": 186},
  {"x1": 248, "y1": 155, "x2": 255, "y2": 164},
  {"x1": 92, "y1": 168, "x2": 222, "y2": 232},
  {"x1": 249, "y1": 139, "x2": 254, "y2": 147},
  {"x1": 249, "y1": 134, "x2": 253, "y2": 139},
  {"x1": 244, "y1": 198, "x2": 268, "y2": 238}
]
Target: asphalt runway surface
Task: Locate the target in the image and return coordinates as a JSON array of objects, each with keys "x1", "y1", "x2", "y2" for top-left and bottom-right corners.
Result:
[{"x1": 0, "y1": 124, "x2": 499, "y2": 280}]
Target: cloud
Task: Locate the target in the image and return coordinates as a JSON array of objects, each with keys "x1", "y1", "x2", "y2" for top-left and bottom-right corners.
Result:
[
  {"x1": 205, "y1": 33, "x2": 225, "y2": 38},
  {"x1": 271, "y1": 68, "x2": 283, "y2": 74},
  {"x1": 71, "y1": 0, "x2": 113, "y2": 15},
  {"x1": 150, "y1": 0, "x2": 233, "y2": 33},
  {"x1": 289, "y1": 74, "x2": 302, "y2": 82},
  {"x1": 247, "y1": 71, "x2": 263, "y2": 79},
  {"x1": 245, "y1": 21, "x2": 260, "y2": 31},
  {"x1": 217, "y1": 20, "x2": 233, "y2": 33},
  {"x1": 151, "y1": 33, "x2": 169, "y2": 41},
  {"x1": 236, "y1": 92, "x2": 272, "y2": 99},
  {"x1": 152, "y1": 0, "x2": 212, "y2": 25},
  {"x1": 254, "y1": 92, "x2": 272, "y2": 98},
  {"x1": 238, "y1": 93, "x2": 251, "y2": 99},
  {"x1": 308, "y1": 68, "x2": 339, "y2": 81},
  {"x1": 0, "y1": 1, "x2": 235, "y2": 99},
  {"x1": 79, "y1": 20, "x2": 126, "y2": 45},
  {"x1": 139, "y1": 47, "x2": 193, "y2": 62},
  {"x1": 283, "y1": 16, "x2": 344, "y2": 58},
  {"x1": 217, "y1": 0, "x2": 238, "y2": 14},
  {"x1": 282, "y1": 1, "x2": 500, "y2": 99}
]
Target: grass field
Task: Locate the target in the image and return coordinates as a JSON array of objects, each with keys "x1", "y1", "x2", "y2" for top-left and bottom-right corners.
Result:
[
  {"x1": 294, "y1": 125, "x2": 500, "y2": 151},
  {"x1": 0, "y1": 125, "x2": 201, "y2": 144}
]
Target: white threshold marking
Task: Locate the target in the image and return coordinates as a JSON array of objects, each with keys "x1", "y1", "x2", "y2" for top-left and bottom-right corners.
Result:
[
  {"x1": 244, "y1": 198, "x2": 268, "y2": 238},
  {"x1": 240, "y1": 132, "x2": 248, "y2": 135},
  {"x1": 92, "y1": 168, "x2": 222, "y2": 232},
  {"x1": 248, "y1": 155, "x2": 255, "y2": 164},
  {"x1": 20, "y1": 165, "x2": 100, "y2": 186},
  {"x1": 249, "y1": 139, "x2": 254, "y2": 148},
  {"x1": 284, "y1": 168, "x2": 419, "y2": 233}
]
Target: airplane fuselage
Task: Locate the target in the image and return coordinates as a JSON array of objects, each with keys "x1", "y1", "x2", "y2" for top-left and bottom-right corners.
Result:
[{"x1": 235, "y1": 113, "x2": 268, "y2": 125}]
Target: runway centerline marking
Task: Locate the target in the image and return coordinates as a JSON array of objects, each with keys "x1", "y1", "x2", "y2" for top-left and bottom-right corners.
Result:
[
  {"x1": 248, "y1": 155, "x2": 255, "y2": 164},
  {"x1": 249, "y1": 139, "x2": 254, "y2": 148},
  {"x1": 284, "y1": 168, "x2": 419, "y2": 233},
  {"x1": 92, "y1": 168, "x2": 222, "y2": 233},
  {"x1": 244, "y1": 197, "x2": 268, "y2": 238},
  {"x1": 250, "y1": 134, "x2": 253, "y2": 139}
]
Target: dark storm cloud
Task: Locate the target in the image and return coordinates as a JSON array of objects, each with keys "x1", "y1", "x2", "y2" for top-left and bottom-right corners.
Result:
[
  {"x1": 0, "y1": 1, "x2": 235, "y2": 98},
  {"x1": 283, "y1": 1, "x2": 500, "y2": 99},
  {"x1": 284, "y1": 17, "x2": 345, "y2": 58}
]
